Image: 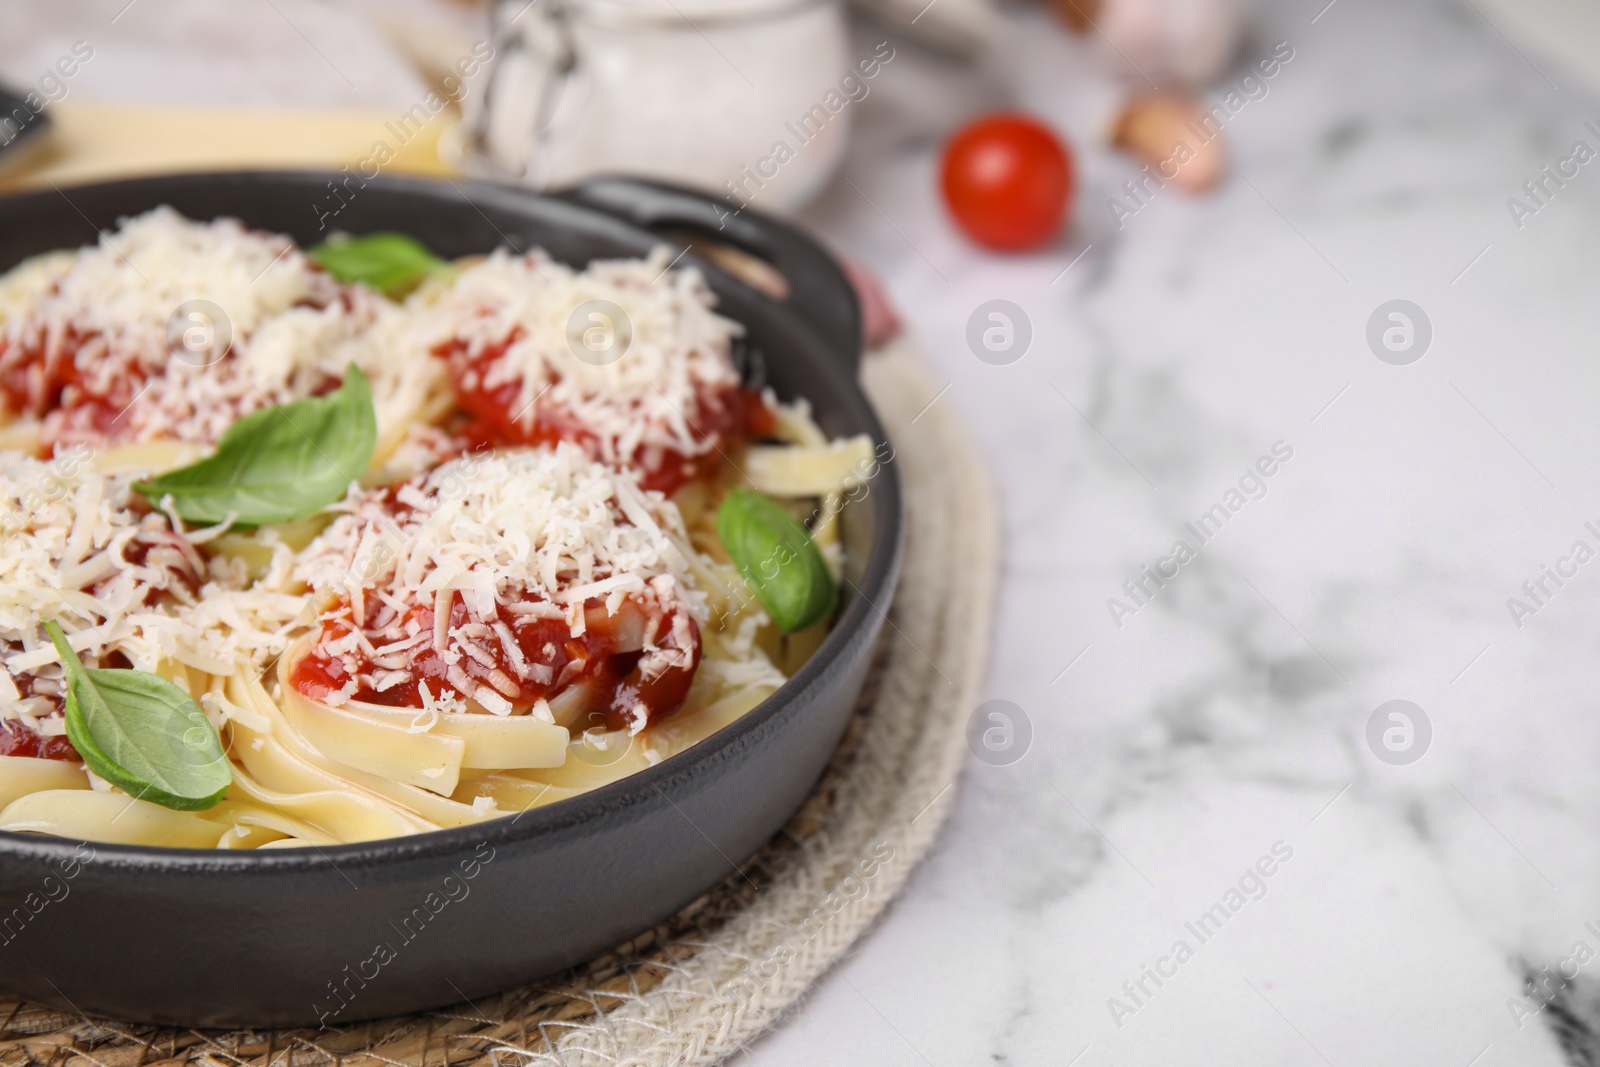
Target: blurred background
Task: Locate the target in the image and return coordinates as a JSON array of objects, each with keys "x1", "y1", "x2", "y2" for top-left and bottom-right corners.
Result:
[{"x1": 10, "y1": 0, "x2": 1600, "y2": 1063}]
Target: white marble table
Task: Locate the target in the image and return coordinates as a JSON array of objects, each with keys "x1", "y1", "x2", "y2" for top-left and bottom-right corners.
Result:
[
  {"x1": 779, "y1": 2, "x2": 1600, "y2": 1064},
  {"x1": 8, "y1": 0, "x2": 1600, "y2": 1062}
]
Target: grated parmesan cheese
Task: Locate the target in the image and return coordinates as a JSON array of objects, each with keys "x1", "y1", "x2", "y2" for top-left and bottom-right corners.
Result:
[
  {"x1": 289, "y1": 442, "x2": 708, "y2": 707},
  {"x1": 297, "y1": 443, "x2": 702, "y2": 618},
  {"x1": 0, "y1": 452, "x2": 302, "y2": 727},
  {"x1": 407, "y1": 247, "x2": 743, "y2": 470},
  {"x1": 0, "y1": 207, "x2": 442, "y2": 450}
]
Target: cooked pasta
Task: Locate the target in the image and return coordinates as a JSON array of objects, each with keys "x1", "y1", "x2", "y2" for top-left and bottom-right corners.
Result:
[{"x1": 0, "y1": 210, "x2": 877, "y2": 848}]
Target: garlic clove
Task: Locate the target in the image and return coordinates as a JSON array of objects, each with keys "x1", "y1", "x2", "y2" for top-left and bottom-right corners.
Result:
[
  {"x1": 1111, "y1": 93, "x2": 1227, "y2": 194},
  {"x1": 1054, "y1": 0, "x2": 1249, "y2": 88}
]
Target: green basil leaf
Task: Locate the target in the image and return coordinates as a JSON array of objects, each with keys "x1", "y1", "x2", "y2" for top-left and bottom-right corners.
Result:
[
  {"x1": 135, "y1": 364, "x2": 376, "y2": 526},
  {"x1": 716, "y1": 488, "x2": 839, "y2": 634},
  {"x1": 44, "y1": 621, "x2": 231, "y2": 812},
  {"x1": 309, "y1": 232, "x2": 446, "y2": 297}
]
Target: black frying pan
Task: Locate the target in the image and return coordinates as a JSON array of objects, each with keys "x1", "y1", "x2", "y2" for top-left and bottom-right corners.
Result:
[{"x1": 0, "y1": 172, "x2": 903, "y2": 1028}]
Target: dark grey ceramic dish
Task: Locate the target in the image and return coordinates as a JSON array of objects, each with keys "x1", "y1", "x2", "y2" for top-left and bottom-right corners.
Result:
[{"x1": 0, "y1": 171, "x2": 902, "y2": 1028}]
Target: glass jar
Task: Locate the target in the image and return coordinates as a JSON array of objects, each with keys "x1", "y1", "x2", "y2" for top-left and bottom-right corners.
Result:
[{"x1": 460, "y1": 0, "x2": 853, "y2": 212}]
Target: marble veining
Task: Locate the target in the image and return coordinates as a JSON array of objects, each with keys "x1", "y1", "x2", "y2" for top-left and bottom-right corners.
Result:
[{"x1": 752, "y1": 0, "x2": 1600, "y2": 1063}]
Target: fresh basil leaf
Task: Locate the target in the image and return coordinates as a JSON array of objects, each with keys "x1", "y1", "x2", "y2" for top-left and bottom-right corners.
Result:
[
  {"x1": 309, "y1": 232, "x2": 446, "y2": 297},
  {"x1": 716, "y1": 488, "x2": 838, "y2": 634},
  {"x1": 135, "y1": 364, "x2": 376, "y2": 526},
  {"x1": 44, "y1": 621, "x2": 231, "y2": 812}
]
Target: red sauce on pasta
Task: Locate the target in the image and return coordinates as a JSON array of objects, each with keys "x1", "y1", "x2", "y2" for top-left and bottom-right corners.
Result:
[
  {"x1": 119, "y1": 528, "x2": 205, "y2": 605},
  {"x1": 0, "y1": 662, "x2": 83, "y2": 763},
  {"x1": 0, "y1": 328, "x2": 140, "y2": 449},
  {"x1": 290, "y1": 592, "x2": 701, "y2": 733},
  {"x1": 0, "y1": 718, "x2": 77, "y2": 761},
  {"x1": 0, "y1": 290, "x2": 347, "y2": 451},
  {"x1": 433, "y1": 332, "x2": 775, "y2": 494}
]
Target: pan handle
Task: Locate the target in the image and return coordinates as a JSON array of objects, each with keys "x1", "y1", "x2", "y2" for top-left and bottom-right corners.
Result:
[{"x1": 552, "y1": 176, "x2": 863, "y2": 374}]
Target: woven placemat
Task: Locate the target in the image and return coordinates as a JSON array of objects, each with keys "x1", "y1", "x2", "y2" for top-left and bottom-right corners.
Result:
[{"x1": 0, "y1": 338, "x2": 998, "y2": 1067}]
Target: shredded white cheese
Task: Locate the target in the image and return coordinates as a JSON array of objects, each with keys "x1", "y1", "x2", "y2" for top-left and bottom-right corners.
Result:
[
  {"x1": 0, "y1": 207, "x2": 441, "y2": 449},
  {"x1": 406, "y1": 247, "x2": 743, "y2": 469},
  {"x1": 289, "y1": 442, "x2": 706, "y2": 705},
  {"x1": 0, "y1": 452, "x2": 301, "y2": 727}
]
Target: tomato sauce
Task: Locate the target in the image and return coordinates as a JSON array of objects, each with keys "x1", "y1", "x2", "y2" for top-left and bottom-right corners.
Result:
[
  {"x1": 0, "y1": 285, "x2": 347, "y2": 450},
  {"x1": 433, "y1": 332, "x2": 774, "y2": 493},
  {"x1": 0, "y1": 717, "x2": 77, "y2": 761},
  {"x1": 0, "y1": 328, "x2": 144, "y2": 450},
  {"x1": 0, "y1": 661, "x2": 81, "y2": 762},
  {"x1": 118, "y1": 529, "x2": 204, "y2": 605},
  {"x1": 291, "y1": 591, "x2": 702, "y2": 733}
]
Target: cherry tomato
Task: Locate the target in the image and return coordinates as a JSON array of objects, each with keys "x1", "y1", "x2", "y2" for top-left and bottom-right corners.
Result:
[{"x1": 941, "y1": 114, "x2": 1074, "y2": 251}]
